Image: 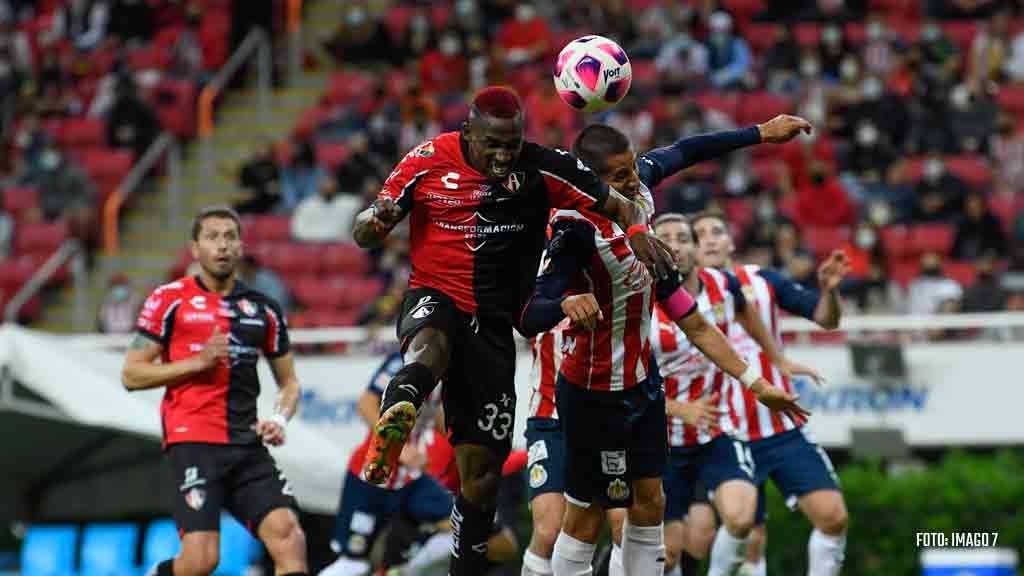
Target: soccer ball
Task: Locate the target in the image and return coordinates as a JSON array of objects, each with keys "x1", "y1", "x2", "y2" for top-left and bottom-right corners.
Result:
[{"x1": 553, "y1": 35, "x2": 632, "y2": 113}]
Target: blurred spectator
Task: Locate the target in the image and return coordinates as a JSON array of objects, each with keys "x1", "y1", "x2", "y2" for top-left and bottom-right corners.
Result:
[
  {"x1": 661, "y1": 168, "x2": 713, "y2": 214},
  {"x1": 279, "y1": 139, "x2": 324, "y2": 211},
  {"x1": 26, "y1": 145, "x2": 97, "y2": 244},
  {"x1": 1001, "y1": 271, "x2": 1024, "y2": 338},
  {"x1": 607, "y1": 97, "x2": 654, "y2": 152},
  {"x1": 705, "y1": 12, "x2": 752, "y2": 90},
  {"x1": 419, "y1": 30, "x2": 468, "y2": 96},
  {"x1": 931, "y1": 0, "x2": 1002, "y2": 20},
  {"x1": 35, "y1": 50, "x2": 81, "y2": 118},
  {"x1": 907, "y1": 251, "x2": 963, "y2": 315},
  {"x1": 359, "y1": 263, "x2": 409, "y2": 328},
  {"x1": 654, "y1": 14, "x2": 708, "y2": 93},
  {"x1": 948, "y1": 83, "x2": 997, "y2": 153},
  {"x1": 366, "y1": 111, "x2": 399, "y2": 161},
  {"x1": 55, "y1": 0, "x2": 110, "y2": 51},
  {"x1": 495, "y1": 1, "x2": 550, "y2": 67},
  {"x1": 399, "y1": 102, "x2": 441, "y2": 154},
  {"x1": 290, "y1": 174, "x2": 364, "y2": 243},
  {"x1": 336, "y1": 133, "x2": 383, "y2": 192},
  {"x1": 399, "y1": 8, "x2": 437, "y2": 62},
  {"x1": 168, "y1": 4, "x2": 205, "y2": 79},
  {"x1": 785, "y1": 248, "x2": 817, "y2": 289},
  {"x1": 794, "y1": 161, "x2": 856, "y2": 228},
  {"x1": 989, "y1": 112, "x2": 1024, "y2": 193},
  {"x1": 761, "y1": 25, "x2": 800, "y2": 93},
  {"x1": 961, "y1": 255, "x2": 1006, "y2": 312},
  {"x1": 847, "y1": 75, "x2": 911, "y2": 151},
  {"x1": 969, "y1": 10, "x2": 1011, "y2": 88},
  {"x1": 107, "y1": 0, "x2": 155, "y2": 44},
  {"x1": 917, "y1": 19, "x2": 960, "y2": 80},
  {"x1": 97, "y1": 273, "x2": 142, "y2": 333},
  {"x1": 743, "y1": 188, "x2": 794, "y2": 251},
  {"x1": 324, "y1": 2, "x2": 393, "y2": 66},
  {"x1": 818, "y1": 23, "x2": 851, "y2": 81},
  {"x1": 238, "y1": 254, "x2": 291, "y2": 312},
  {"x1": 862, "y1": 14, "x2": 900, "y2": 78},
  {"x1": 1007, "y1": 20, "x2": 1024, "y2": 81},
  {"x1": 951, "y1": 191, "x2": 1008, "y2": 259},
  {"x1": 841, "y1": 220, "x2": 892, "y2": 312},
  {"x1": 233, "y1": 139, "x2": 280, "y2": 215},
  {"x1": 912, "y1": 153, "x2": 968, "y2": 221},
  {"x1": 105, "y1": 73, "x2": 159, "y2": 158},
  {"x1": 772, "y1": 221, "x2": 803, "y2": 270},
  {"x1": 844, "y1": 119, "x2": 897, "y2": 183}
]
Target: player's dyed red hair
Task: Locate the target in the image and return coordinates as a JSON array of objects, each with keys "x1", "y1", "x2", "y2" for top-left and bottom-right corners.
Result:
[{"x1": 471, "y1": 86, "x2": 522, "y2": 119}]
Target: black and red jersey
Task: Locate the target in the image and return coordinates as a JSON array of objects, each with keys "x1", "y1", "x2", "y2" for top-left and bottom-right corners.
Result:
[
  {"x1": 136, "y1": 275, "x2": 290, "y2": 447},
  {"x1": 378, "y1": 131, "x2": 610, "y2": 322}
]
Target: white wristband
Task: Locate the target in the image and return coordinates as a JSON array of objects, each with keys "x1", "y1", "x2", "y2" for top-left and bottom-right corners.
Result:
[
  {"x1": 269, "y1": 412, "x2": 289, "y2": 428},
  {"x1": 739, "y1": 365, "x2": 759, "y2": 388}
]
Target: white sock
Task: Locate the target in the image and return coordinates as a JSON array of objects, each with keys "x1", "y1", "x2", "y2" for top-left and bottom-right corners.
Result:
[
  {"x1": 552, "y1": 531, "x2": 596, "y2": 576},
  {"x1": 523, "y1": 548, "x2": 554, "y2": 575},
  {"x1": 317, "y1": 554, "x2": 370, "y2": 576},
  {"x1": 608, "y1": 544, "x2": 624, "y2": 576},
  {"x1": 708, "y1": 525, "x2": 747, "y2": 576},
  {"x1": 665, "y1": 565, "x2": 682, "y2": 576},
  {"x1": 739, "y1": 558, "x2": 767, "y2": 576},
  {"x1": 402, "y1": 531, "x2": 451, "y2": 574},
  {"x1": 622, "y1": 518, "x2": 666, "y2": 575},
  {"x1": 808, "y1": 529, "x2": 846, "y2": 576}
]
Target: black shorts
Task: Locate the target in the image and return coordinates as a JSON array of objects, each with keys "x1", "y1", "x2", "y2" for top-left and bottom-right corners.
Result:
[
  {"x1": 555, "y1": 375, "x2": 668, "y2": 509},
  {"x1": 398, "y1": 287, "x2": 517, "y2": 456},
  {"x1": 166, "y1": 442, "x2": 299, "y2": 535}
]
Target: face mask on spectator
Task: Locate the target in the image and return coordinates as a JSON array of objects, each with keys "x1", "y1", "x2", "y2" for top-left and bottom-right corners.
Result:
[
  {"x1": 456, "y1": 0, "x2": 476, "y2": 18},
  {"x1": 515, "y1": 4, "x2": 536, "y2": 21},
  {"x1": 440, "y1": 36, "x2": 461, "y2": 56},
  {"x1": 867, "y1": 22, "x2": 884, "y2": 41},
  {"x1": 856, "y1": 123, "x2": 879, "y2": 147},
  {"x1": 411, "y1": 14, "x2": 429, "y2": 32},
  {"x1": 724, "y1": 171, "x2": 747, "y2": 194},
  {"x1": 800, "y1": 58, "x2": 820, "y2": 77},
  {"x1": 756, "y1": 199, "x2": 776, "y2": 220},
  {"x1": 40, "y1": 149, "x2": 61, "y2": 170},
  {"x1": 950, "y1": 85, "x2": 970, "y2": 110},
  {"x1": 923, "y1": 158, "x2": 945, "y2": 182},
  {"x1": 862, "y1": 77, "x2": 883, "y2": 100},
  {"x1": 922, "y1": 24, "x2": 940, "y2": 41},
  {"x1": 855, "y1": 228, "x2": 877, "y2": 250},
  {"x1": 822, "y1": 27, "x2": 841, "y2": 47},
  {"x1": 868, "y1": 201, "x2": 892, "y2": 226},
  {"x1": 346, "y1": 8, "x2": 367, "y2": 27},
  {"x1": 111, "y1": 285, "x2": 130, "y2": 301},
  {"x1": 840, "y1": 57, "x2": 859, "y2": 81}
]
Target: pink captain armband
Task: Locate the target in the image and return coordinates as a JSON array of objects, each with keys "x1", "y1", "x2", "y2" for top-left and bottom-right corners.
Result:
[{"x1": 661, "y1": 288, "x2": 696, "y2": 321}]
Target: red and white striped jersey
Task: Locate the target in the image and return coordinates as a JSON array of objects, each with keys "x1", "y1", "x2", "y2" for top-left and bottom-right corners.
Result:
[
  {"x1": 728, "y1": 264, "x2": 800, "y2": 440},
  {"x1": 651, "y1": 268, "x2": 741, "y2": 447},
  {"x1": 551, "y1": 208, "x2": 656, "y2": 392},
  {"x1": 527, "y1": 318, "x2": 570, "y2": 419}
]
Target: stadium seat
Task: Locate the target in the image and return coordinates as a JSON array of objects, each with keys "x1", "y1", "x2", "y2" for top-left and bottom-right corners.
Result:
[
  {"x1": 944, "y1": 155, "x2": 992, "y2": 189},
  {"x1": 3, "y1": 186, "x2": 39, "y2": 220},
  {"x1": 80, "y1": 522, "x2": 139, "y2": 576},
  {"x1": 750, "y1": 158, "x2": 784, "y2": 187},
  {"x1": 384, "y1": 4, "x2": 415, "y2": 41},
  {"x1": 307, "y1": 307, "x2": 362, "y2": 327},
  {"x1": 909, "y1": 224, "x2": 955, "y2": 256},
  {"x1": 944, "y1": 260, "x2": 977, "y2": 287},
  {"x1": 722, "y1": 198, "x2": 754, "y2": 239},
  {"x1": 794, "y1": 23, "x2": 822, "y2": 48},
  {"x1": 57, "y1": 117, "x2": 106, "y2": 149},
  {"x1": 738, "y1": 92, "x2": 792, "y2": 126},
  {"x1": 242, "y1": 215, "x2": 292, "y2": 244},
  {"x1": 942, "y1": 21, "x2": 978, "y2": 54},
  {"x1": 0, "y1": 256, "x2": 40, "y2": 293},
  {"x1": 292, "y1": 275, "x2": 345, "y2": 308},
  {"x1": 997, "y1": 84, "x2": 1024, "y2": 115},
  {"x1": 803, "y1": 227, "x2": 850, "y2": 259},
  {"x1": 881, "y1": 225, "x2": 910, "y2": 260},
  {"x1": 321, "y1": 243, "x2": 370, "y2": 275},
  {"x1": 337, "y1": 277, "x2": 386, "y2": 309},
  {"x1": 721, "y1": 0, "x2": 766, "y2": 22},
  {"x1": 888, "y1": 258, "x2": 920, "y2": 288},
  {"x1": 316, "y1": 142, "x2": 351, "y2": 171},
  {"x1": 14, "y1": 221, "x2": 69, "y2": 255},
  {"x1": 262, "y1": 242, "x2": 322, "y2": 277},
  {"x1": 141, "y1": 519, "x2": 180, "y2": 573},
  {"x1": 690, "y1": 92, "x2": 738, "y2": 121},
  {"x1": 20, "y1": 524, "x2": 78, "y2": 576},
  {"x1": 741, "y1": 22, "x2": 778, "y2": 54},
  {"x1": 154, "y1": 79, "x2": 197, "y2": 139},
  {"x1": 216, "y1": 514, "x2": 263, "y2": 576}
]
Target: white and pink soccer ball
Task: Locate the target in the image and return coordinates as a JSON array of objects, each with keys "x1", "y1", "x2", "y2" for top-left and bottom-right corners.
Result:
[{"x1": 553, "y1": 35, "x2": 632, "y2": 113}]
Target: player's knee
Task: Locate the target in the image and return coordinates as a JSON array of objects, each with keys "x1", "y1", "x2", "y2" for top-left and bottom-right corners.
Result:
[
  {"x1": 461, "y1": 468, "x2": 500, "y2": 506},
  {"x1": 720, "y1": 506, "x2": 755, "y2": 537},
  {"x1": 180, "y1": 541, "x2": 219, "y2": 575},
  {"x1": 407, "y1": 329, "x2": 450, "y2": 379},
  {"x1": 814, "y1": 499, "x2": 848, "y2": 535},
  {"x1": 533, "y1": 514, "x2": 562, "y2": 553},
  {"x1": 637, "y1": 485, "x2": 666, "y2": 518}
]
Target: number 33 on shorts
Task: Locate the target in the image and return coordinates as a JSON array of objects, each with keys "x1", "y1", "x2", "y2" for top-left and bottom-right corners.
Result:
[{"x1": 478, "y1": 399, "x2": 513, "y2": 441}]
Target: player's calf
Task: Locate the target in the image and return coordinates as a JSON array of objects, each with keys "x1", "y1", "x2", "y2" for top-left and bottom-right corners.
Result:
[
  {"x1": 159, "y1": 532, "x2": 218, "y2": 576},
  {"x1": 258, "y1": 508, "x2": 307, "y2": 573},
  {"x1": 449, "y1": 444, "x2": 504, "y2": 575}
]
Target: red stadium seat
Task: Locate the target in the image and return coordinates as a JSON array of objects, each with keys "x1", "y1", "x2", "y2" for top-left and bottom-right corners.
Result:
[
  {"x1": 722, "y1": 0, "x2": 767, "y2": 23},
  {"x1": 430, "y1": 3, "x2": 451, "y2": 29},
  {"x1": 887, "y1": 258, "x2": 920, "y2": 288},
  {"x1": 0, "y1": 256, "x2": 38, "y2": 292},
  {"x1": 803, "y1": 227, "x2": 850, "y2": 259},
  {"x1": 3, "y1": 186, "x2": 39, "y2": 220},
  {"x1": 996, "y1": 84, "x2": 1024, "y2": 115},
  {"x1": 57, "y1": 118, "x2": 106, "y2": 149},
  {"x1": 794, "y1": 23, "x2": 821, "y2": 48},
  {"x1": 292, "y1": 275, "x2": 344, "y2": 308},
  {"x1": 881, "y1": 225, "x2": 910, "y2": 259},
  {"x1": 944, "y1": 155, "x2": 992, "y2": 189},
  {"x1": 384, "y1": 4, "x2": 415, "y2": 42},
  {"x1": 750, "y1": 158, "x2": 784, "y2": 187},
  {"x1": 260, "y1": 243, "x2": 318, "y2": 277},
  {"x1": 630, "y1": 59, "x2": 658, "y2": 89},
  {"x1": 321, "y1": 243, "x2": 370, "y2": 275},
  {"x1": 742, "y1": 23, "x2": 779, "y2": 54},
  {"x1": 723, "y1": 198, "x2": 754, "y2": 241},
  {"x1": 169, "y1": 246, "x2": 193, "y2": 279},
  {"x1": 307, "y1": 307, "x2": 362, "y2": 327},
  {"x1": 316, "y1": 142, "x2": 351, "y2": 171},
  {"x1": 942, "y1": 21, "x2": 977, "y2": 54},
  {"x1": 988, "y1": 194, "x2": 1021, "y2": 236},
  {"x1": 887, "y1": 19, "x2": 921, "y2": 45},
  {"x1": 337, "y1": 277, "x2": 385, "y2": 309},
  {"x1": 738, "y1": 92, "x2": 792, "y2": 126},
  {"x1": 154, "y1": 79, "x2": 197, "y2": 139},
  {"x1": 242, "y1": 215, "x2": 292, "y2": 244},
  {"x1": 691, "y1": 92, "x2": 738, "y2": 121},
  {"x1": 909, "y1": 224, "x2": 955, "y2": 256},
  {"x1": 14, "y1": 221, "x2": 69, "y2": 255},
  {"x1": 944, "y1": 261, "x2": 977, "y2": 287}
]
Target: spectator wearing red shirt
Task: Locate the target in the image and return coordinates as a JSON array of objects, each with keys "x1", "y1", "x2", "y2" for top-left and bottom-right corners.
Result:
[
  {"x1": 419, "y1": 31, "x2": 468, "y2": 96},
  {"x1": 795, "y1": 161, "x2": 856, "y2": 228},
  {"x1": 495, "y1": 2, "x2": 550, "y2": 66}
]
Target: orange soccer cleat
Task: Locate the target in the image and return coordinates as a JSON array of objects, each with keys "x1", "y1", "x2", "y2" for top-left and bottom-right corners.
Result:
[{"x1": 362, "y1": 401, "x2": 417, "y2": 484}]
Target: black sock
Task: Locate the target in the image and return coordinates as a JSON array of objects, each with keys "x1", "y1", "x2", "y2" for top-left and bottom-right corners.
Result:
[
  {"x1": 156, "y1": 559, "x2": 174, "y2": 576},
  {"x1": 448, "y1": 494, "x2": 495, "y2": 575},
  {"x1": 679, "y1": 551, "x2": 700, "y2": 575},
  {"x1": 380, "y1": 362, "x2": 435, "y2": 413}
]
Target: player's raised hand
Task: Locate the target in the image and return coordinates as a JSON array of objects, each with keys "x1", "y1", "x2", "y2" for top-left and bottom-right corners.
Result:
[
  {"x1": 369, "y1": 198, "x2": 403, "y2": 232},
  {"x1": 751, "y1": 378, "x2": 811, "y2": 422},
  {"x1": 757, "y1": 115, "x2": 813, "y2": 144},
  {"x1": 677, "y1": 392, "x2": 725, "y2": 431},
  {"x1": 561, "y1": 293, "x2": 603, "y2": 331},
  {"x1": 777, "y1": 357, "x2": 826, "y2": 387},
  {"x1": 254, "y1": 419, "x2": 286, "y2": 446},
  {"x1": 198, "y1": 326, "x2": 229, "y2": 369},
  {"x1": 630, "y1": 230, "x2": 676, "y2": 280},
  {"x1": 817, "y1": 249, "x2": 852, "y2": 292}
]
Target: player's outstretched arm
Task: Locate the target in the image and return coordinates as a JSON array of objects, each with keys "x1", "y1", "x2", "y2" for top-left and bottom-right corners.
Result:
[
  {"x1": 813, "y1": 250, "x2": 850, "y2": 329},
  {"x1": 257, "y1": 352, "x2": 301, "y2": 446},
  {"x1": 121, "y1": 329, "x2": 227, "y2": 391},
  {"x1": 735, "y1": 298, "x2": 823, "y2": 385}
]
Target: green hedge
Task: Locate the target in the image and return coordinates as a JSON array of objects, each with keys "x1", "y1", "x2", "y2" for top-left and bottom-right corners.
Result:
[{"x1": 762, "y1": 450, "x2": 1024, "y2": 575}]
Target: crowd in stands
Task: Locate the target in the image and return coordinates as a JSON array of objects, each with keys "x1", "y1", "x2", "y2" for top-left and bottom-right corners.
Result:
[{"x1": 214, "y1": 0, "x2": 1024, "y2": 335}]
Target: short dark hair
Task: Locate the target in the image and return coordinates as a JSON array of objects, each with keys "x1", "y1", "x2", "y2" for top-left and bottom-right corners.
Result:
[
  {"x1": 572, "y1": 124, "x2": 630, "y2": 175},
  {"x1": 191, "y1": 205, "x2": 242, "y2": 241},
  {"x1": 690, "y1": 209, "x2": 729, "y2": 231},
  {"x1": 653, "y1": 212, "x2": 694, "y2": 241}
]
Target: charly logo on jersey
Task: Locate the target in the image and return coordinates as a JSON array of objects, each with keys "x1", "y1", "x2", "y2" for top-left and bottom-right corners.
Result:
[
  {"x1": 189, "y1": 295, "x2": 206, "y2": 310},
  {"x1": 607, "y1": 478, "x2": 630, "y2": 501},
  {"x1": 434, "y1": 212, "x2": 525, "y2": 252}
]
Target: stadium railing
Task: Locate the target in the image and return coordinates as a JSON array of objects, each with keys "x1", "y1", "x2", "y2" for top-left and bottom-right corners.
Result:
[
  {"x1": 4, "y1": 239, "x2": 87, "y2": 330},
  {"x1": 287, "y1": 0, "x2": 304, "y2": 84},
  {"x1": 197, "y1": 28, "x2": 273, "y2": 187}
]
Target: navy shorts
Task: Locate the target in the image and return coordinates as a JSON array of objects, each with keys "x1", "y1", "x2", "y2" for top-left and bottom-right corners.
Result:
[
  {"x1": 330, "y1": 472, "x2": 453, "y2": 559},
  {"x1": 524, "y1": 417, "x2": 565, "y2": 502},
  {"x1": 664, "y1": 435, "x2": 756, "y2": 521},
  {"x1": 750, "y1": 427, "x2": 840, "y2": 511},
  {"x1": 555, "y1": 375, "x2": 667, "y2": 509}
]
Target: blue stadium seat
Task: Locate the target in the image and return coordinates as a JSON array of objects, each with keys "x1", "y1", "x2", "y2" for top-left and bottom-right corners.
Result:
[
  {"x1": 20, "y1": 524, "x2": 78, "y2": 576},
  {"x1": 215, "y1": 514, "x2": 263, "y2": 576},
  {"x1": 141, "y1": 519, "x2": 180, "y2": 573},
  {"x1": 80, "y1": 523, "x2": 139, "y2": 576}
]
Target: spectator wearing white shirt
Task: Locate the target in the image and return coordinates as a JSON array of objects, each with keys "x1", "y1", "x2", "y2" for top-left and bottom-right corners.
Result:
[{"x1": 290, "y1": 173, "x2": 364, "y2": 243}]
